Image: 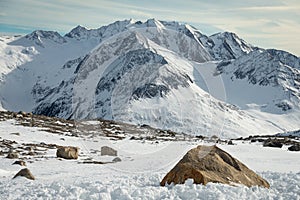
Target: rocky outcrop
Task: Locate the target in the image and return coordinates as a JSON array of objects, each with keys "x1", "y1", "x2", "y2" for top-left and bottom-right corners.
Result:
[
  {"x1": 56, "y1": 146, "x2": 79, "y2": 159},
  {"x1": 13, "y1": 168, "x2": 35, "y2": 180},
  {"x1": 160, "y1": 145, "x2": 270, "y2": 188}
]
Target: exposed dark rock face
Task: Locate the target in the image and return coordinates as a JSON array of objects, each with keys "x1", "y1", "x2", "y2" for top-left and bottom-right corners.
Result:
[{"x1": 132, "y1": 84, "x2": 169, "y2": 99}]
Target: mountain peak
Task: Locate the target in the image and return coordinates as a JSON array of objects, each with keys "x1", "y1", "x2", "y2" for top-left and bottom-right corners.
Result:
[
  {"x1": 23, "y1": 30, "x2": 66, "y2": 47},
  {"x1": 145, "y1": 18, "x2": 165, "y2": 29},
  {"x1": 64, "y1": 25, "x2": 89, "y2": 39}
]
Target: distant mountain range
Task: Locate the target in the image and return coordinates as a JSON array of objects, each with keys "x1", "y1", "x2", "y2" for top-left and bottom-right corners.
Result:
[{"x1": 0, "y1": 19, "x2": 299, "y2": 138}]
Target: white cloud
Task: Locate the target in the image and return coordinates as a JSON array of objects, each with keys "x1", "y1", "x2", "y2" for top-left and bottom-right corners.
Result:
[
  {"x1": 130, "y1": 10, "x2": 152, "y2": 18},
  {"x1": 1, "y1": 0, "x2": 300, "y2": 55}
]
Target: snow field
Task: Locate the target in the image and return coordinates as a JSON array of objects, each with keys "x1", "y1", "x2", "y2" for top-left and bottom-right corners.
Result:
[{"x1": 0, "y1": 120, "x2": 299, "y2": 199}]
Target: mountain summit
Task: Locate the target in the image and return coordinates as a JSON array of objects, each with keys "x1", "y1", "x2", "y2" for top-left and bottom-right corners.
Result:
[{"x1": 0, "y1": 19, "x2": 299, "y2": 138}]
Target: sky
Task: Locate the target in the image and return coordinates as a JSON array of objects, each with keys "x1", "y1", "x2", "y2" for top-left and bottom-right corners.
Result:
[{"x1": 0, "y1": 0, "x2": 300, "y2": 56}]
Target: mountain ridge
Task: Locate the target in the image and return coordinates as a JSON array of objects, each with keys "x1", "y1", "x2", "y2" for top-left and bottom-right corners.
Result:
[{"x1": 0, "y1": 19, "x2": 299, "y2": 138}]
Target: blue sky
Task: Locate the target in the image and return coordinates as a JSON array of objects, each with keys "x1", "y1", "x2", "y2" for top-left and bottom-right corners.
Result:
[{"x1": 1, "y1": 0, "x2": 300, "y2": 56}]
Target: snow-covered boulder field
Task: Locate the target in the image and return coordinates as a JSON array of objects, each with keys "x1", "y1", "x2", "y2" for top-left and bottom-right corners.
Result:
[{"x1": 0, "y1": 112, "x2": 299, "y2": 199}]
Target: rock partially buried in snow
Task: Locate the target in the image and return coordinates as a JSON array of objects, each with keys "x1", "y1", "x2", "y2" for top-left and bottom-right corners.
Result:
[
  {"x1": 13, "y1": 168, "x2": 35, "y2": 180},
  {"x1": 288, "y1": 144, "x2": 300, "y2": 151},
  {"x1": 6, "y1": 152, "x2": 19, "y2": 159},
  {"x1": 12, "y1": 160, "x2": 26, "y2": 166},
  {"x1": 160, "y1": 145, "x2": 270, "y2": 188},
  {"x1": 101, "y1": 146, "x2": 117, "y2": 156},
  {"x1": 112, "y1": 157, "x2": 122, "y2": 162},
  {"x1": 263, "y1": 139, "x2": 283, "y2": 148},
  {"x1": 56, "y1": 146, "x2": 79, "y2": 159}
]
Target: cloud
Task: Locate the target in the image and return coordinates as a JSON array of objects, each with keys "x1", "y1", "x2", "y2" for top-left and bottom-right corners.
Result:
[
  {"x1": 0, "y1": 0, "x2": 299, "y2": 55},
  {"x1": 130, "y1": 10, "x2": 152, "y2": 18}
]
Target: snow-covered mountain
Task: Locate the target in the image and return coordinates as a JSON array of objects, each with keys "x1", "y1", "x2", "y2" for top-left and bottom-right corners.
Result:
[{"x1": 0, "y1": 19, "x2": 299, "y2": 138}]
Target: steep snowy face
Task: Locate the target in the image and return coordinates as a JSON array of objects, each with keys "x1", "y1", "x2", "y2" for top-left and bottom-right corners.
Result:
[
  {"x1": 64, "y1": 25, "x2": 90, "y2": 40},
  {"x1": 34, "y1": 28, "x2": 211, "y2": 120},
  {"x1": 0, "y1": 36, "x2": 38, "y2": 82},
  {"x1": 93, "y1": 48, "x2": 170, "y2": 119},
  {"x1": 31, "y1": 27, "x2": 296, "y2": 138},
  {"x1": 215, "y1": 49, "x2": 300, "y2": 112},
  {"x1": 199, "y1": 32, "x2": 255, "y2": 60}
]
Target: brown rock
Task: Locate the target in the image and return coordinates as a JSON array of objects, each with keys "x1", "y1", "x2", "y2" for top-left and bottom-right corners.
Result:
[
  {"x1": 56, "y1": 146, "x2": 79, "y2": 159},
  {"x1": 13, "y1": 168, "x2": 35, "y2": 180},
  {"x1": 12, "y1": 160, "x2": 26, "y2": 166},
  {"x1": 160, "y1": 145, "x2": 270, "y2": 188},
  {"x1": 101, "y1": 146, "x2": 117, "y2": 156},
  {"x1": 6, "y1": 152, "x2": 19, "y2": 159}
]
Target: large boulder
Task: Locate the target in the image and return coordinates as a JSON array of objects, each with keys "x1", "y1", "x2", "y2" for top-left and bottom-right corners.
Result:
[
  {"x1": 13, "y1": 168, "x2": 35, "y2": 180},
  {"x1": 160, "y1": 145, "x2": 270, "y2": 188},
  {"x1": 101, "y1": 146, "x2": 117, "y2": 156},
  {"x1": 56, "y1": 146, "x2": 79, "y2": 159}
]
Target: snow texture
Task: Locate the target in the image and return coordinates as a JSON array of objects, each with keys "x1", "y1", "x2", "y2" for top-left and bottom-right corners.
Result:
[{"x1": 0, "y1": 119, "x2": 299, "y2": 199}]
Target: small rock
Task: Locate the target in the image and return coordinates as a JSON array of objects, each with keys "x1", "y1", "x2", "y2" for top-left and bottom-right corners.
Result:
[
  {"x1": 101, "y1": 146, "x2": 117, "y2": 156},
  {"x1": 56, "y1": 146, "x2": 79, "y2": 159},
  {"x1": 288, "y1": 144, "x2": 300, "y2": 151},
  {"x1": 227, "y1": 140, "x2": 234, "y2": 145},
  {"x1": 24, "y1": 146, "x2": 33, "y2": 151},
  {"x1": 12, "y1": 160, "x2": 26, "y2": 166},
  {"x1": 112, "y1": 157, "x2": 122, "y2": 162},
  {"x1": 263, "y1": 139, "x2": 283, "y2": 148},
  {"x1": 6, "y1": 152, "x2": 19, "y2": 159},
  {"x1": 10, "y1": 132, "x2": 20, "y2": 136},
  {"x1": 18, "y1": 111, "x2": 27, "y2": 116},
  {"x1": 13, "y1": 168, "x2": 35, "y2": 180},
  {"x1": 82, "y1": 161, "x2": 105, "y2": 164}
]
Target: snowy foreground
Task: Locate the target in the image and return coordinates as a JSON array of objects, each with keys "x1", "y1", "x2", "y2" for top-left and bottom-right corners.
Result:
[{"x1": 0, "y1": 119, "x2": 299, "y2": 199}]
